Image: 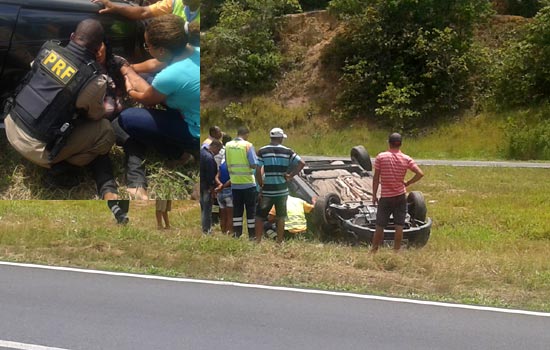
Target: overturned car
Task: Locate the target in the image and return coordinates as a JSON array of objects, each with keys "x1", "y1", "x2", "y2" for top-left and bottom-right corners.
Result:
[{"x1": 289, "y1": 146, "x2": 432, "y2": 247}]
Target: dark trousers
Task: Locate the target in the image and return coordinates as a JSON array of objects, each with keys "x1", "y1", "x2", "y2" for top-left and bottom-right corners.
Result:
[
  {"x1": 88, "y1": 154, "x2": 118, "y2": 197},
  {"x1": 231, "y1": 187, "x2": 257, "y2": 239}
]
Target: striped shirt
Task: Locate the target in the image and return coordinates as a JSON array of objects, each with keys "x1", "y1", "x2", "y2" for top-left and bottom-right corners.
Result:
[
  {"x1": 374, "y1": 149, "x2": 419, "y2": 198},
  {"x1": 257, "y1": 144, "x2": 301, "y2": 197}
]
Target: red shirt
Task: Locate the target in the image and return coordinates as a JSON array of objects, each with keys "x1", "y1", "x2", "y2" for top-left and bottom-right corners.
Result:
[{"x1": 374, "y1": 149, "x2": 419, "y2": 198}]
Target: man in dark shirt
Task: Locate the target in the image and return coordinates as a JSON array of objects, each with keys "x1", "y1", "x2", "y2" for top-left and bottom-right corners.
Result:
[{"x1": 200, "y1": 140, "x2": 223, "y2": 234}]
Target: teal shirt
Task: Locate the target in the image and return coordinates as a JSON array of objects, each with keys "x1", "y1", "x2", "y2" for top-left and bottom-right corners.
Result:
[{"x1": 152, "y1": 47, "x2": 200, "y2": 138}]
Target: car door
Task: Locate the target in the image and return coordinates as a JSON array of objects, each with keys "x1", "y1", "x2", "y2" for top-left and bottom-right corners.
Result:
[{"x1": 1, "y1": 0, "x2": 146, "y2": 105}]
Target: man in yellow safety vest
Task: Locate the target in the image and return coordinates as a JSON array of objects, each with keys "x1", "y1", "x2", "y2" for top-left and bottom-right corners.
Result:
[{"x1": 224, "y1": 126, "x2": 258, "y2": 239}]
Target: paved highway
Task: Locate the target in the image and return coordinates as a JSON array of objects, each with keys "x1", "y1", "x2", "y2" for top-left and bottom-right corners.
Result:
[{"x1": 1, "y1": 262, "x2": 549, "y2": 350}]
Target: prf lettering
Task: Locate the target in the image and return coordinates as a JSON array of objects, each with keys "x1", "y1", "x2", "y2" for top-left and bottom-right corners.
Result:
[{"x1": 41, "y1": 50, "x2": 78, "y2": 84}]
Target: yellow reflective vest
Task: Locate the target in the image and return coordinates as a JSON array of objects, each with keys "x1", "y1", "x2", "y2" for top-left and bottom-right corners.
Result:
[{"x1": 225, "y1": 139, "x2": 255, "y2": 185}]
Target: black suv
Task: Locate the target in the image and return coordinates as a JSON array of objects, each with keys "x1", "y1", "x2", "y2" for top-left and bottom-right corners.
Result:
[{"x1": 0, "y1": 0, "x2": 148, "y2": 107}]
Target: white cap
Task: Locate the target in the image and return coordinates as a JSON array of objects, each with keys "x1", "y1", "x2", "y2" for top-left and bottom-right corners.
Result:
[{"x1": 269, "y1": 127, "x2": 287, "y2": 138}]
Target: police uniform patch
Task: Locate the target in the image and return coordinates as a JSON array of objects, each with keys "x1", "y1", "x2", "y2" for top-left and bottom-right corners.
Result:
[{"x1": 40, "y1": 50, "x2": 78, "y2": 85}]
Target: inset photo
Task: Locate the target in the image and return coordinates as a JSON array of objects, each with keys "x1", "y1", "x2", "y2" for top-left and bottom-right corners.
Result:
[{"x1": 0, "y1": 0, "x2": 200, "y2": 200}]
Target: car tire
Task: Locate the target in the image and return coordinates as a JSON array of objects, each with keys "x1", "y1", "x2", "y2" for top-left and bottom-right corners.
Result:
[
  {"x1": 407, "y1": 191, "x2": 429, "y2": 247},
  {"x1": 350, "y1": 145, "x2": 372, "y2": 172},
  {"x1": 312, "y1": 193, "x2": 341, "y2": 241},
  {"x1": 407, "y1": 191, "x2": 427, "y2": 222},
  {"x1": 409, "y1": 227, "x2": 431, "y2": 248}
]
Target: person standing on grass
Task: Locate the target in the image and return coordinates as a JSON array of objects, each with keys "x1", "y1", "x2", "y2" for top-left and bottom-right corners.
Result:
[
  {"x1": 214, "y1": 159, "x2": 233, "y2": 235},
  {"x1": 255, "y1": 128, "x2": 305, "y2": 244},
  {"x1": 371, "y1": 133, "x2": 424, "y2": 252},
  {"x1": 225, "y1": 127, "x2": 258, "y2": 239},
  {"x1": 200, "y1": 140, "x2": 222, "y2": 234},
  {"x1": 155, "y1": 199, "x2": 172, "y2": 229}
]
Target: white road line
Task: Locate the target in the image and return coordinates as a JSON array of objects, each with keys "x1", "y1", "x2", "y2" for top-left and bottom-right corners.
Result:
[
  {"x1": 0, "y1": 340, "x2": 70, "y2": 350},
  {"x1": 1, "y1": 260, "x2": 550, "y2": 318}
]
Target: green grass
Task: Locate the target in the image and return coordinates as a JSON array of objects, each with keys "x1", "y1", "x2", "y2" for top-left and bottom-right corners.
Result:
[
  {"x1": 1, "y1": 166, "x2": 550, "y2": 312},
  {"x1": 202, "y1": 99, "x2": 550, "y2": 161},
  {"x1": 0, "y1": 136, "x2": 198, "y2": 199}
]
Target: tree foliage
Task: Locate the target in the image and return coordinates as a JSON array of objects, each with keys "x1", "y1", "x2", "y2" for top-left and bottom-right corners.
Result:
[
  {"x1": 202, "y1": 0, "x2": 301, "y2": 93},
  {"x1": 323, "y1": 0, "x2": 491, "y2": 129},
  {"x1": 493, "y1": 5, "x2": 550, "y2": 109}
]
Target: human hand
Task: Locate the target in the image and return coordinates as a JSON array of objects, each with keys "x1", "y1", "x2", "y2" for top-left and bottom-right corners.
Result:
[
  {"x1": 372, "y1": 196, "x2": 378, "y2": 206},
  {"x1": 91, "y1": 0, "x2": 115, "y2": 14}
]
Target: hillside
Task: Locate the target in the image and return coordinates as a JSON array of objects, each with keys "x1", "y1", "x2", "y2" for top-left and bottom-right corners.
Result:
[{"x1": 202, "y1": 11, "x2": 529, "y2": 113}]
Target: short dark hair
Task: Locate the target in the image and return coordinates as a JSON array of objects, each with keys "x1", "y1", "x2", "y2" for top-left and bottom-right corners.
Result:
[
  {"x1": 222, "y1": 133, "x2": 232, "y2": 145},
  {"x1": 209, "y1": 126, "x2": 221, "y2": 137},
  {"x1": 210, "y1": 140, "x2": 223, "y2": 150},
  {"x1": 73, "y1": 19, "x2": 104, "y2": 53},
  {"x1": 146, "y1": 14, "x2": 188, "y2": 56},
  {"x1": 237, "y1": 126, "x2": 249, "y2": 137}
]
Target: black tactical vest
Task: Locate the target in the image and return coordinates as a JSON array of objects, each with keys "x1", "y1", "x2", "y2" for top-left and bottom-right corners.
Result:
[{"x1": 11, "y1": 40, "x2": 100, "y2": 143}]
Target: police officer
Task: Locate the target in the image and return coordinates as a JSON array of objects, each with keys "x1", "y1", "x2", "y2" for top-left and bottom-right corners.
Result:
[{"x1": 4, "y1": 19, "x2": 119, "y2": 199}]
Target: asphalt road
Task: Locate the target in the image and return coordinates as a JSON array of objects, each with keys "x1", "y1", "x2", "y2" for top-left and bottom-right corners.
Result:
[
  {"x1": 1, "y1": 263, "x2": 549, "y2": 350},
  {"x1": 303, "y1": 156, "x2": 550, "y2": 168}
]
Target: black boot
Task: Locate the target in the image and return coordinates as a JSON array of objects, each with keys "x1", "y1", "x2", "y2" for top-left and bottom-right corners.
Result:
[
  {"x1": 107, "y1": 200, "x2": 129, "y2": 225},
  {"x1": 43, "y1": 161, "x2": 81, "y2": 189}
]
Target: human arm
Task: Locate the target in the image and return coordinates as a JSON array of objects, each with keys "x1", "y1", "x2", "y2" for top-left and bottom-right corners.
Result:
[
  {"x1": 285, "y1": 157, "x2": 305, "y2": 182},
  {"x1": 120, "y1": 65, "x2": 166, "y2": 105},
  {"x1": 405, "y1": 165, "x2": 424, "y2": 187},
  {"x1": 372, "y1": 168, "x2": 380, "y2": 205},
  {"x1": 75, "y1": 75, "x2": 107, "y2": 120},
  {"x1": 91, "y1": 0, "x2": 154, "y2": 20},
  {"x1": 131, "y1": 59, "x2": 167, "y2": 74}
]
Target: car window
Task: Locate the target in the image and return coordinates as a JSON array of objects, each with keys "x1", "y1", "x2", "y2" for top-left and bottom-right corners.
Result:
[{"x1": 0, "y1": 4, "x2": 19, "y2": 76}]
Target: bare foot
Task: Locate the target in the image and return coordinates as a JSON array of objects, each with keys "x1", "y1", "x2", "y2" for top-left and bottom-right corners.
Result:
[
  {"x1": 103, "y1": 192, "x2": 118, "y2": 200},
  {"x1": 127, "y1": 187, "x2": 148, "y2": 200}
]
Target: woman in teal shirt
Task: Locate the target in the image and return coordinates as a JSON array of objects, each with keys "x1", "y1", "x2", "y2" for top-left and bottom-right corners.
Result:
[{"x1": 115, "y1": 14, "x2": 199, "y2": 199}]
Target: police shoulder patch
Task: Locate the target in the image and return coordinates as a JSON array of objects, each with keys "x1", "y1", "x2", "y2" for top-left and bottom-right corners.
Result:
[{"x1": 40, "y1": 50, "x2": 79, "y2": 85}]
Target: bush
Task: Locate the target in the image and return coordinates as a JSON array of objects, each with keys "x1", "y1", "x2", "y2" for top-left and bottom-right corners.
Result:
[
  {"x1": 202, "y1": 0, "x2": 301, "y2": 94},
  {"x1": 507, "y1": 117, "x2": 550, "y2": 160},
  {"x1": 493, "y1": 5, "x2": 550, "y2": 109},
  {"x1": 493, "y1": 0, "x2": 543, "y2": 17},
  {"x1": 323, "y1": 0, "x2": 491, "y2": 129}
]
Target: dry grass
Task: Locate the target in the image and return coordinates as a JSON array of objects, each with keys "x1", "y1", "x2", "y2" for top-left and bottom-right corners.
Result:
[{"x1": 0, "y1": 136, "x2": 198, "y2": 199}]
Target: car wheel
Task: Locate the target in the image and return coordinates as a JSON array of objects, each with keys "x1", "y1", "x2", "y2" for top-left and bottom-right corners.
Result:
[
  {"x1": 407, "y1": 191, "x2": 427, "y2": 222},
  {"x1": 350, "y1": 145, "x2": 372, "y2": 171},
  {"x1": 409, "y1": 227, "x2": 431, "y2": 248},
  {"x1": 312, "y1": 193, "x2": 341, "y2": 241}
]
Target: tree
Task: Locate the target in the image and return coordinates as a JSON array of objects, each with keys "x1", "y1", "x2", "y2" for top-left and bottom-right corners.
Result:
[
  {"x1": 202, "y1": 0, "x2": 301, "y2": 93},
  {"x1": 323, "y1": 0, "x2": 491, "y2": 129}
]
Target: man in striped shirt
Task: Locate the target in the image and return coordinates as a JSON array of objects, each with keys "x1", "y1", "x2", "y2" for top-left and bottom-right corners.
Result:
[
  {"x1": 255, "y1": 128, "x2": 305, "y2": 243},
  {"x1": 372, "y1": 133, "x2": 424, "y2": 252}
]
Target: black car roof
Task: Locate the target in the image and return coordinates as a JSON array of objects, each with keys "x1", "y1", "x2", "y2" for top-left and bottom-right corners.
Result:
[{"x1": 0, "y1": 0, "x2": 133, "y2": 12}]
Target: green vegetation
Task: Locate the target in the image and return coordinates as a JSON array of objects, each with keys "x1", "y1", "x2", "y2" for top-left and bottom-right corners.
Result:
[
  {"x1": 202, "y1": 1, "x2": 550, "y2": 161},
  {"x1": 323, "y1": 0, "x2": 492, "y2": 128},
  {"x1": 1, "y1": 167, "x2": 550, "y2": 311},
  {"x1": 202, "y1": 0, "x2": 301, "y2": 93},
  {"x1": 0, "y1": 137, "x2": 198, "y2": 199},
  {"x1": 203, "y1": 98, "x2": 550, "y2": 161}
]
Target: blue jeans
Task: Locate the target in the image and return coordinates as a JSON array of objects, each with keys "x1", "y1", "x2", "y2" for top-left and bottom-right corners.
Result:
[
  {"x1": 118, "y1": 107, "x2": 199, "y2": 158},
  {"x1": 114, "y1": 107, "x2": 200, "y2": 187},
  {"x1": 200, "y1": 188, "x2": 213, "y2": 234}
]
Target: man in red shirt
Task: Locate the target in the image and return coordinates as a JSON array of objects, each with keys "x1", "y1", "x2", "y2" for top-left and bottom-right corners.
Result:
[{"x1": 372, "y1": 133, "x2": 424, "y2": 252}]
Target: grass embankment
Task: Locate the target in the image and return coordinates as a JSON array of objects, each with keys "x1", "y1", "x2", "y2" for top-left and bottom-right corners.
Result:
[
  {"x1": 1, "y1": 166, "x2": 549, "y2": 312},
  {"x1": 202, "y1": 96, "x2": 550, "y2": 161},
  {"x1": 0, "y1": 137, "x2": 198, "y2": 199}
]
